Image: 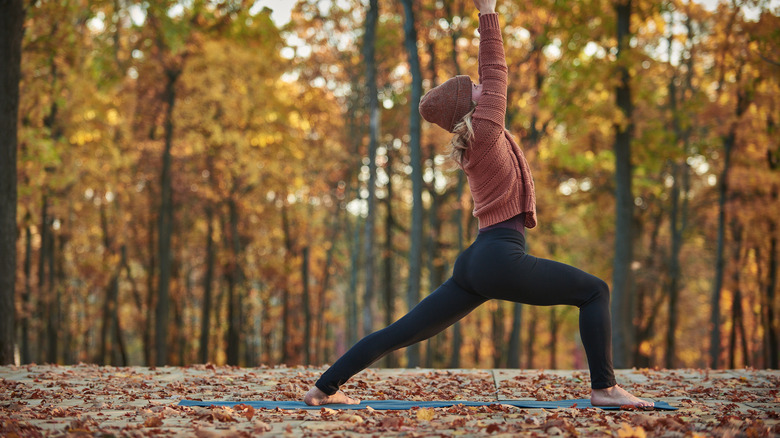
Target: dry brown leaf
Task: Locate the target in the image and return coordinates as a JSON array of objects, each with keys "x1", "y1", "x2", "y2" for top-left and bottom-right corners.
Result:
[{"x1": 143, "y1": 416, "x2": 163, "y2": 427}]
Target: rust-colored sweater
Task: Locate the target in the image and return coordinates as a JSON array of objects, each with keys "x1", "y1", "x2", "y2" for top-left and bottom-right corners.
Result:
[{"x1": 463, "y1": 13, "x2": 537, "y2": 229}]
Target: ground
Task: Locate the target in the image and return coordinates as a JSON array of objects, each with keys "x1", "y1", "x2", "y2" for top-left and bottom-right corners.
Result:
[{"x1": 1, "y1": 365, "x2": 778, "y2": 437}]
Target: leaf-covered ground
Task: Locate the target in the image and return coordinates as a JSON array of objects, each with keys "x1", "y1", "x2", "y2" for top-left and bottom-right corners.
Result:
[{"x1": 1, "y1": 365, "x2": 777, "y2": 437}]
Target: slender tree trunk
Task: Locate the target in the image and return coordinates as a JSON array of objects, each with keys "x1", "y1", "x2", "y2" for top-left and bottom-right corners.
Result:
[
  {"x1": 401, "y1": 0, "x2": 424, "y2": 368},
  {"x1": 549, "y1": 308, "x2": 558, "y2": 369},
  {"x1": 99, "y1": 202, "x2": 122, "y2": 365},
  {"x1": 0, "y1": 0, "x2": 24, "y2": 365},
  {"x1": 665, "y1": 159, "x2": 688, "y2": 368},
  {"x1": 302, "y1": 245, "x2": 311, "y2": 365},
  {"x1": 22, "y1": 224, "x2": 32, "y2": 363},
  {"x1": 664, "y1": 16, "x2": 693, "y2": 367},
  {"x1": 727, "y1": 221, "x2": 748, "y2": 368},
  {"x1": 361, "y1": 0, "x2": 380, "y2": 340},
  {"x1": 710, "y1": 135, "x2": 730, "y2": 369},
  {"x1": 347, "y1": 198, "x2": 361, "y2": 347},
  {"x1": 507, "y1": 303, "x2": 523, "y2": 368},
  {"x1": 280, "y1": 202, "x2": 294, "y2": 364},
  {"x1": 491, "y1": 303, "x2": 505, "y2": 367},
  {"x1": 36, "y1": 196, "x2": 49, "y2": 363},
  {"x1": 226, "y1": 197, "x2": 242, "y2": 365},
  {"x1": 200, "y1": 205, "x2": 215, "y2": 364},
  {"x1": 155, "y1": 68, "x2": 180, "y2": 366},
  {"x1": 632, "y1": 211, "x2": 662, "y2": 367},
  {"x1": 144, "y1": 199, "x2": 156, "y2": 366},
  {"x1": 46, "y1": 226, "x2": 58, "y2": 364},
  {"x1": 526, "y1": 308, "x2": 537, "y2": 368},
  {"x1": 174, "y1": 277, "x2": 185, "y2": 366},
  {"x1": 437, "y1": 7, "x2": 468, "y2": 368},
  {"x1": 317, "y1": 208, "x2": 340, "y2": 364},
  {"x1": 382, "y1": 152, "x2": 397, "y2": 367},
  {"x1": 711, "y1": 77, "x2": 748, "y2": 368},
  {"x1": 611, "y1": 0, "x2": 635, "y2": 368},
  {"x1": 765, "y1": 153, "x2": 779, "y2": 368},
  {"x1": 114, "y1": 245, "x2": 129, "y2": 366},
  {"x1": 424, "y1": 162, "x2": 439, "y2": 368}
]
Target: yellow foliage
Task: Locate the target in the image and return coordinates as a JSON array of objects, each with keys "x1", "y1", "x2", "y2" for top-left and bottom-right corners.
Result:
[
  {"x1": 106, "y1": 109, "x2": 119, "y2": 126},
  {"x1": 638, "y1": 340, "x2": 653, "y2": 357}
]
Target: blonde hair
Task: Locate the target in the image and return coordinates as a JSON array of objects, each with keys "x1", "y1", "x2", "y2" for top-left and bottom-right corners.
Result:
[{"x1": 449, "y1": 101, "x2": 477, "y2": 164}]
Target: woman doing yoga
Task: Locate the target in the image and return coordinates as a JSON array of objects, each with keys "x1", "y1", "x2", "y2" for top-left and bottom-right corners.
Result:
[{"x1": 304, "y1": 0, "x2": 653, "y2": 408}]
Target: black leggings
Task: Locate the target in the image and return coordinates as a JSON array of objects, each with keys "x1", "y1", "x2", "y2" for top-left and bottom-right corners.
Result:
[{"x1": 315, "y1": 228, "x2": 617, "y2": 394}]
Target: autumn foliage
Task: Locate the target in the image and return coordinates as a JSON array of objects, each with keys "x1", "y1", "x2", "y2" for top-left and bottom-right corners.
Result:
[{"x1": 10, "y1": 0, "x2": 780, "y2": 370}]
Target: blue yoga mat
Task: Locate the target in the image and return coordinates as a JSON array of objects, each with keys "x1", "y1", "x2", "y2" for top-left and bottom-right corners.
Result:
[{"x1": 179, "y1": 398, "x2": 677, "y2": 411}]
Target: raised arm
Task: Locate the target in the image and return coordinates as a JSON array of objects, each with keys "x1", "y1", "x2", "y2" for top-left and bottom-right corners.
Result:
[
  {"x1": 472, "y1": 2, "x2": 507, "y2": 136},
  {"x1": 475, "y1": 0, "x2": 497, "y2": 84}
]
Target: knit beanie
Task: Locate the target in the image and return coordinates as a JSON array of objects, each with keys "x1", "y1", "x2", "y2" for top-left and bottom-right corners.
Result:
[{"x1": 419, "y1": 75, "x2": 473, "y2": 133}]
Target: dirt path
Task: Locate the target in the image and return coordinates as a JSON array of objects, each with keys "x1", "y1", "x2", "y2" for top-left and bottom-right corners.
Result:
[{"x1": 1, "y1": 365, "x2": 777, "y2": 436}]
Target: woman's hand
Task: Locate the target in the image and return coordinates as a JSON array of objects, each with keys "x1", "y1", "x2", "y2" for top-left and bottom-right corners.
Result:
[{"x1": 473, "y1": 0, "x2": 496, "y2": 14}]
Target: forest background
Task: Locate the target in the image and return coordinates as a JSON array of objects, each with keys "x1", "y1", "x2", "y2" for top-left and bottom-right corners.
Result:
[{"x1": 0, "y1": 0, "x2": 777, "y2": 374}]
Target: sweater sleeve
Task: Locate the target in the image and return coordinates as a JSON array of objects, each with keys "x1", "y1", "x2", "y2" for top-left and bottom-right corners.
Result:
[{"x1": 472, "y1": 13, "x2": 507, "y2": 129}]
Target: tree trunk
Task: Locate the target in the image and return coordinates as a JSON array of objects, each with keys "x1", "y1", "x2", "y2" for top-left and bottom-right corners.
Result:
[
  {"x1": 347, "y1": 197, "x2": 361, "y2": 346},
  {"x1": 37, "y1": 195, "x2": 50, "y2": 363},
  {"x1": 22, "y1": 224, "x2": 32, "y2": 363},
  {"x1": 382, "y1": 152, "x2": 397, "y2": 367},
  {"x1": 765, "y1": 148, "x2": 779, "y2": 368},
  {"x1": 317, "y1": 208, "x2": 340, "y2": 364},
  {"x1": 611, "y1": 0, "x2": 635, "y2": 368},
  {"x1": 665, "y1": 161, "x2": 688, "y2": 368},
  {"x1": 361, "y1": 0, "x2": 380, "y2": 340},
  {"x1": 280, "y1": 202, "x2": 294, "y2": 364},
  {"x1": 549, "y1": 308, "x2": 558, "y2": 369},
  {"x1": 114, "y1": 245, "x2": 129, "y2": 366},
  {"x1": 155, "y1": 68, "x2": 180, "y2": 366},
  {"x1": 727, "y1": 221, "x2": 749, "y2": 368},
  {"x1": 526, "y1": 308, "x2": 537, "y2": 368},
  {"x1": 45, "y1": 223, "x2": 58, "y2": 364},
  {"x1": 226, "y1": 197, "x2": 242, "y2": 365},
  {"x1": 491, "y1": 303, "x2": 505, "y2": 367},
  {"x1": 437, "y1": 6, "x2": 468, "y2": 368},
  {"x1": 710, "y1": 72, "x2": 748, "y2": 368},
  {"x1": 663, "y1": 16, "x2": 694, "y2": 367},
  {"x1": 302, "y1": 245, "x2": 311, "y2": 365},
  {"x1": 401, "y1": 0, "x2": 424, "y2": 368},
  {"x1": 0, "y1": 0, "x2": 24, "y2": 365},
  {"x1": 507, "y1": 303, "x2": 523, "y2": 368},
  {"x1": 200, "y1": 205, "x2": 215, "y2": 364},
  {"x1": 423, "y1": 164, "x2": 439, "y2": 368},
  {"x1": 98, "y1": 202, "x2": 125, "y2": 365}
]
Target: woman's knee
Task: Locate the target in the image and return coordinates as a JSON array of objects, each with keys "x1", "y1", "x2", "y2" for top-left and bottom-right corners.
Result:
[
  {"x1": 592, "y1": 278, "x2": 610, "y2": 302},
  {"x1": 580, "y1": 277, "x2": 610, "y2": 307}
]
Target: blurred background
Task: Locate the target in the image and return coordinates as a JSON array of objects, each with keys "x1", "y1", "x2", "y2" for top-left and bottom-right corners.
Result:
[{"x1": 9, "y1": 0, "x2": 779, "y2": 370}]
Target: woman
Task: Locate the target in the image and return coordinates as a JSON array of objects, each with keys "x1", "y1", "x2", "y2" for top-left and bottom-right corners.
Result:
[{"x1": 304, "y1": 0, "x2": 653, "y2": 408}]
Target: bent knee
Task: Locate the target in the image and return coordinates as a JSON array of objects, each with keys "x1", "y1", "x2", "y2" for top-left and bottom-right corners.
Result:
[
  {"x1": 580, "y1": 277, "x2": 610, "y2": 307},
  {"x1": 593, "y1": 278, "x2": 610, "y2": 301}
]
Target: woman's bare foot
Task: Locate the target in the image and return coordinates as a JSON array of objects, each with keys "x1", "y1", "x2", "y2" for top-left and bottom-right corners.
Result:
[
  {"x1": 304, "y1": 386, "x2": 361, "y2": 406},
  {"x1": 591, "y1": 384, "x2": 654, "y2": 409}
]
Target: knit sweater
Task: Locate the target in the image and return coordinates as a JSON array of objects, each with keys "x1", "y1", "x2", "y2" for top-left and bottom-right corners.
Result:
[{"x1": 464, "y1": 13, "x2": 537, "y2": 229}]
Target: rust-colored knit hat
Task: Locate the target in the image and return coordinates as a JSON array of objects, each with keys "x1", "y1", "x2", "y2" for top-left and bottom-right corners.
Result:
[{"x1": 419, "y1": 75, "x2": 473, "y2": 133}]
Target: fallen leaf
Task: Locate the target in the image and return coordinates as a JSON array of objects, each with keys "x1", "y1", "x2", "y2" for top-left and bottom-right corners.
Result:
[
  {"x1": 416, "y1": 407, "x2": 435, "y2": 421},
  {"x1": 143, "y1": 416, "x2": 163, "y2": 427},
  {"x1": 616, "y1": 423, "x2": 646, "y2": 438}
]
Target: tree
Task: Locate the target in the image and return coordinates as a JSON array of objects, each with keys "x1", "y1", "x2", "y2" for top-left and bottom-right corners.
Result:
[
  {"x1": 610, "y1": 0, "x2": 636, "y2": 368},
  {"x1": 401, "y1": 0, "x2": 424, "y2": 368},
  {"x1": 361, "y1": 0, "x2": 380, "y2": 339},
  {"x1": 0, "y1": 0, "x2": 25, "y2": 365}
]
